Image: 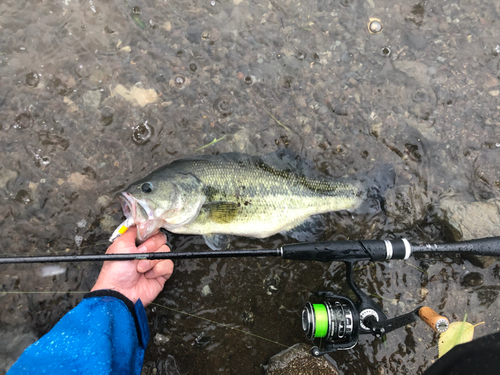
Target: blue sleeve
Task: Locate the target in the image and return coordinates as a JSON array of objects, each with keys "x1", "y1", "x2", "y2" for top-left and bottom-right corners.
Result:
[{"x1": 8, "y1": 290, "x2": 150, "y2": 375}]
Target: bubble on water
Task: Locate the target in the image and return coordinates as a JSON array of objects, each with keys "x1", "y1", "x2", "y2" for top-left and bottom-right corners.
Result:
[
  {"x1": 368, "y1": 18, "x2": 383, "y2": 34},
  {"x1": 176, "y1": 50, "x2": 184, "y2": 57},
  {"x1": 34, "y1": 153, "x2": 51, "y2": 167},
  {"x1": 297, "y1": 52, "x2": 306, "y2": 61},
  {"x1": 339, "y1": 0, "x2": 353, "y2": 7},
  {"x1": 244, "y1": 75, "x2": 254, "y2": 85},
  {"x1": 75, "y1": 64, "x2": 93, "y2": 78},
  {"x1": 131, "y1": 6, "x2": 141, "y2": 15},
  {"x1": 213, "y1": 96, "x2": 234, "y2": 117},
  {"x1": 25, "y1": 72, "x2": 40, "y2": 87},
  {"x1": 496, "y1": 143, "x2": 500, "y2": 148},
  {"x1": 381, "y1": 46, "x2": 391, "y2": 57},
  {"x1": 74, "y1": 235, "x2": 83, "y2": 247},
  {"x1": 14, "y1": 113, "x2": 33, "y2": 129},
  {"x1": 132, "y1": 121, "x2": 154, "y2": 145},
  {"x1": 189, "y1": 62, "x2": 198, "y2": 72},
  {"x1": 14, "y1": 189, "x2": 32, "y2": 205},
  {"x1": 174, "y1": 75, "x2": 186, "y2": 87}
]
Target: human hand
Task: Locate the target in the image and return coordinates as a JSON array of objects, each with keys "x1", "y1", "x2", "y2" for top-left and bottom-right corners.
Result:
[{"x1": 91, "y1": 226, "x2": 174, "y2": 306}]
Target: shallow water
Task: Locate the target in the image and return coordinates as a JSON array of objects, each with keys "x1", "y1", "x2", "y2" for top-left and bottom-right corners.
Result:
[{"x1": 1, "y1": 0, "x2": 500, "y2": 373}]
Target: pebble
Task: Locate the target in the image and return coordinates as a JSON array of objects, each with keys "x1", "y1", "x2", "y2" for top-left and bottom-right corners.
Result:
[
  {"x1": 153, "y1": 333, "x2": 170, "y2": 346},
  {"x1": 201, "y1": 285, "x2": 212, "y2": 297}
]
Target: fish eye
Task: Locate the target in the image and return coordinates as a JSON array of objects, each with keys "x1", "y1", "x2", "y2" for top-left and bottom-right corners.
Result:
[{"x1": 141, "y1": 182, "x2": 153, "y2": 193}]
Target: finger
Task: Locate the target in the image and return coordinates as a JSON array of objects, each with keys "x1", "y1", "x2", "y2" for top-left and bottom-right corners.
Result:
[
  {"x1": 107, "y1": 226, "x2": 138, "y2": 254},
  {"x1": 137, "y1": 232, "x2": 168, "y2": 253},
  {"x1": 145, "y1": 258, "x2": 174, "y2": 280},
  {"x1": 137, "y1": 244, "x2": 171, "y2": 274}
]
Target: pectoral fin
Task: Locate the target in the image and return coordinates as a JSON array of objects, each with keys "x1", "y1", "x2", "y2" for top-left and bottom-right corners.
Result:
[{"x1": 205, "y1": 202, "x2": 239, "y2": 224}]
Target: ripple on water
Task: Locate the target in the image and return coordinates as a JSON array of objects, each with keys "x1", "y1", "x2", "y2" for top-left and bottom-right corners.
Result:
[{"x1": 132, "y1": 121, "x2": 154, "y2": 145}]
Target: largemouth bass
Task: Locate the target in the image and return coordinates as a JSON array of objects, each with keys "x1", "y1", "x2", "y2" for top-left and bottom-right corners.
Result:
[{"x1": 118, "y1": 150, "x2": 366, "y2": 248}]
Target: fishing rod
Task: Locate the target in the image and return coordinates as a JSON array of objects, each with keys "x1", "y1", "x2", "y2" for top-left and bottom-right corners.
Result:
[
  {"x1": 2, "y1": 236, "x2": 499, "y2": 356},
  {"x1": 1, "y1": 236, "x2": 499, "y2": 264}
]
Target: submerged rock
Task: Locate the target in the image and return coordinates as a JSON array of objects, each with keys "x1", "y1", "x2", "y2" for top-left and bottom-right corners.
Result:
[
  {"x1": 385, "y1": 185, "x2": 428, "y2": 230},
  {"x1": 438, "y1": 199, "x2": 500, "y2": 268},
  {"x1": 461, "y1": 272, "x2": 484, "y2": 287},
  {"x1": 265, "y1": 343, "x2": 339, "y2": 375}
]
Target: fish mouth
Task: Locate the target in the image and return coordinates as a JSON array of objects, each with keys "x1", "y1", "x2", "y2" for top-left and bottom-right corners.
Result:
[{"x1": 119, "y1": 192, "x2": 159, "y2": 242}]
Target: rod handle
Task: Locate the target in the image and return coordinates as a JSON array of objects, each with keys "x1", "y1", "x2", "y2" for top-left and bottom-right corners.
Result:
[{"x1": 281, "y1": 239, "x2": 412, "y2": 262}]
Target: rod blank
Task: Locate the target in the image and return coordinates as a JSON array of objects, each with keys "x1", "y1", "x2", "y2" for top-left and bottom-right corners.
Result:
[
  {"x1": 0, "y1": 249, "x2": 281, "y2": 264},
  {"x1": 1, "y1": 236, "x2": 499, "y2": 265}
]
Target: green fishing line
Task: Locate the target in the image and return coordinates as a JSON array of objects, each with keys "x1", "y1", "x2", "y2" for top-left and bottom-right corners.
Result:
[{"x1": 312, "y1": 303, "x2": 328, "y2": 338}]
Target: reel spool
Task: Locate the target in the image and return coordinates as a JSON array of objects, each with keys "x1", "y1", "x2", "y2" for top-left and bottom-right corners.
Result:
[
  {"x1": 301, "y1": 295, "x2": 360, "y2": 356},
  {"x1": 302, "y1": 301, "x2": 355, "y2": 342}
]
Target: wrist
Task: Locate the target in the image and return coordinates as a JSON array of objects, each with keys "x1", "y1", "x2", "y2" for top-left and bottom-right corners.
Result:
[{"x1": 91, "y1": 283, "x2": 138, "y2": 304}]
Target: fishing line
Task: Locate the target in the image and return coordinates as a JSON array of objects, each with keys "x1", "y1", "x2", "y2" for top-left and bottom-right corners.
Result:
[
  {"x1": 0, "y1": 289, "x2": 290, "y2": 349},
  {"x1": 0, "y1": 291, "x2": 87, "y2": 294},
  {"x1": 150, "y1": 302, "x2": 291, "y2": 349}
]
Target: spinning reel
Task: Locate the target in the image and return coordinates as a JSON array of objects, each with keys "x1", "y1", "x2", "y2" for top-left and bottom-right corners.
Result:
[{"x1": 302, "y1": 261, "x2": 449, "y2": 356}]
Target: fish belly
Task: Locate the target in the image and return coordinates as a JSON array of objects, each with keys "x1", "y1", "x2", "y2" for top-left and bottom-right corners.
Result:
[{"x1": 170, "y1": 194, "x2": 360, "y2": 238}]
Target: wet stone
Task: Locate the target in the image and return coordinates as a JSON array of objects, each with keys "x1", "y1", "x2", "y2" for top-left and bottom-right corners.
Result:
[
  {"x1": 100, "y1": 214, "x2": 119, "y2": 233},
  {"x1": 266, "y1": 343, "x2": 339, "y2": 375},
  {"x1": 155, "y1": 355, "x2": 181, "y2": 375},
  {"x1": 461, "y1": 272, "x2": 484, "y2": 288},
  {"x1": 439, "y1": 199, "x2": 500, "y2": 268},
  {"x1": 439, "y1": 199, "x2": 500, "y2": 241},
  {"x1": 0, "y1": 168, "x2": 17, "y2": 189},
  {"x1": 82, "y1": 90, "x2": 101, "y2": 109},
  {"x1": 402, "y1": 32, "x2": 427, "y2": 50}
]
